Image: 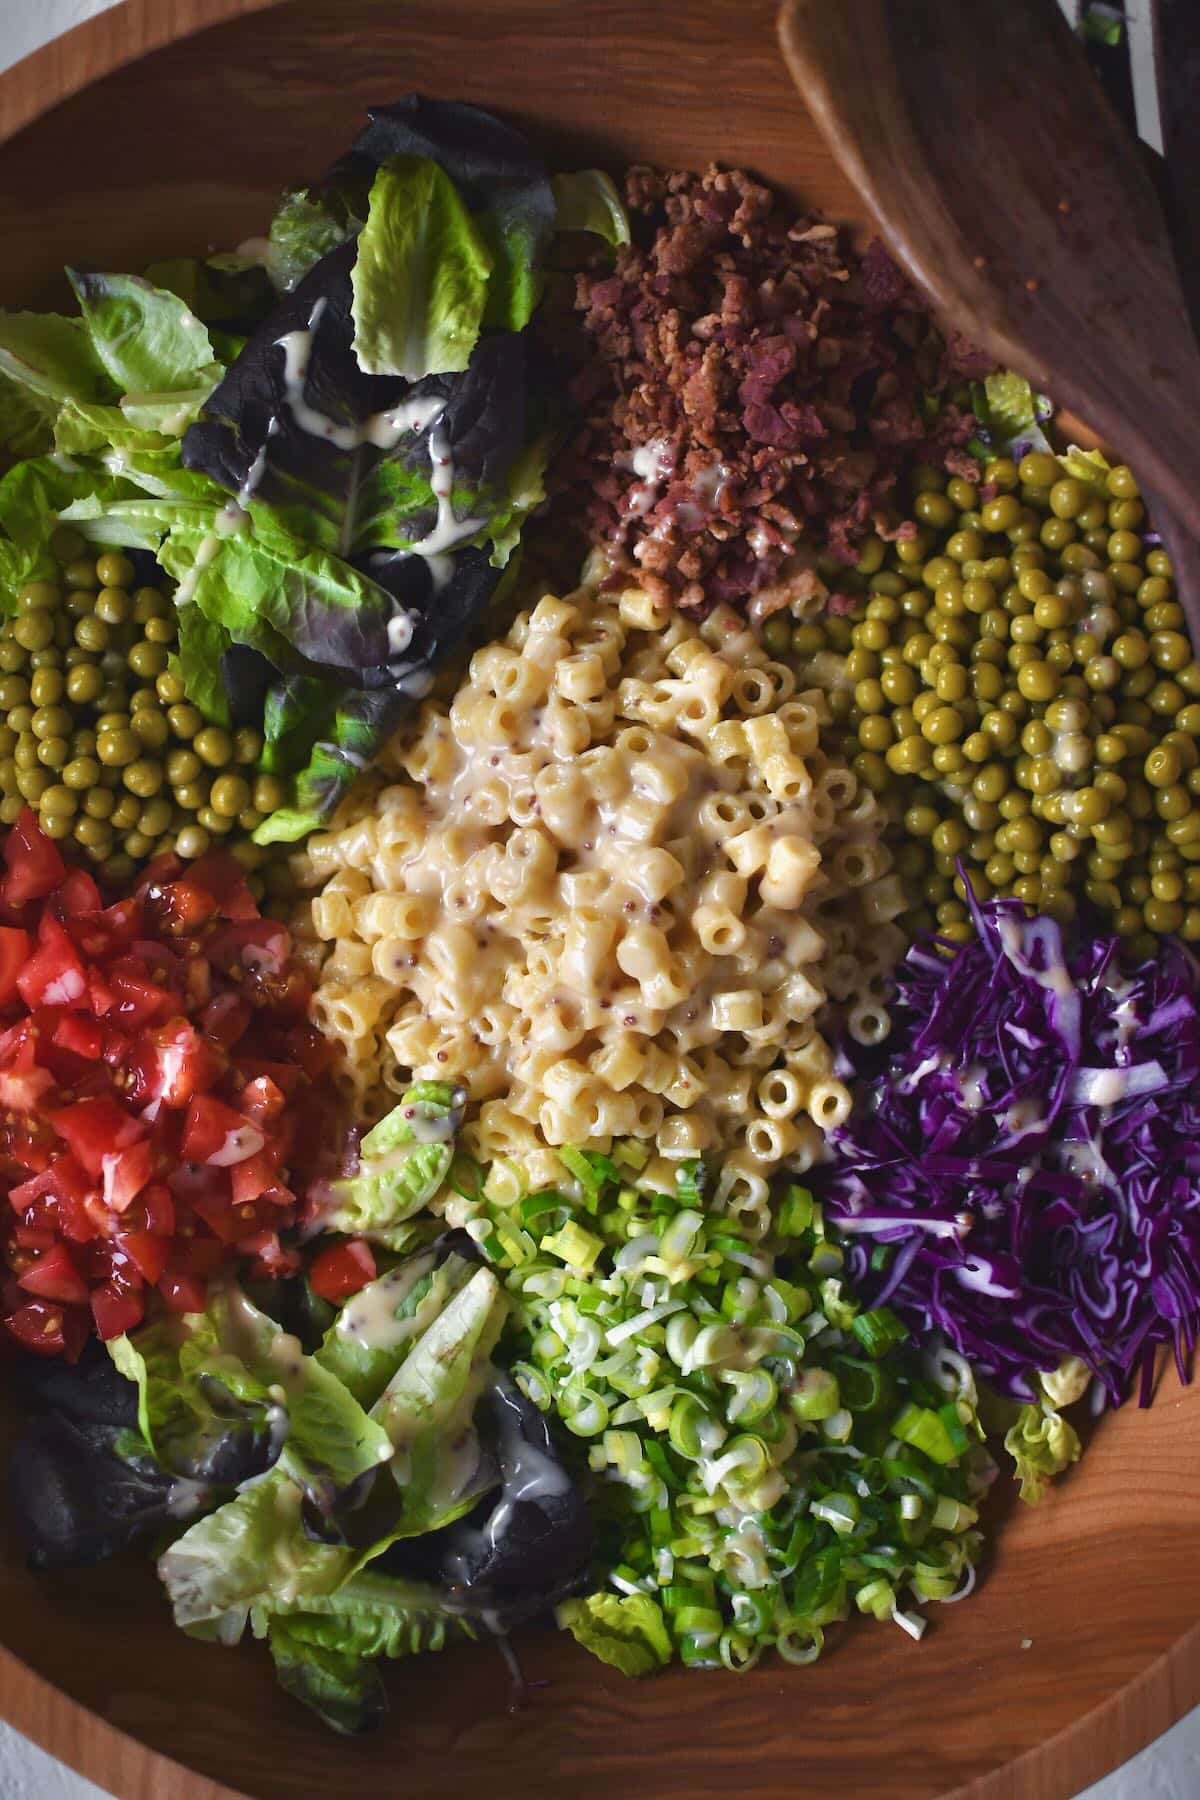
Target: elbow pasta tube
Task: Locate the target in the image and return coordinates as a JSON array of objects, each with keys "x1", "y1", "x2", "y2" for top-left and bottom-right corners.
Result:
[{"x1": 297, "y1": 577, "x2": 900, "y2": 1204}]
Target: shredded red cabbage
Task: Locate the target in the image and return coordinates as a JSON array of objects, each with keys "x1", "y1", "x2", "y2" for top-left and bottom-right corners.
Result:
[{"x1": 817, "y1": 898, "x2": 1200, "y2": 1408}]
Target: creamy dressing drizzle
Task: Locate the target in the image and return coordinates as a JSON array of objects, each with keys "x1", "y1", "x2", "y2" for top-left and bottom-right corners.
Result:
[{"x1": 336, "y1": 1253, "x2": 439, "y2": 1351}]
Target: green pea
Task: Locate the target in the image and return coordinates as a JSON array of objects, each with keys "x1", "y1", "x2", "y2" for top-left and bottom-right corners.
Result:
[
  {"x1": 35, "y1": 737, "x2": 68, "y2": 770},
  {"x1": 193, "y1": 726, "x2": 233, "y2": 767},
  {"x1": 73, "y1": 615, "x2": 108, "y2": 654},
  {"x1": 167, "y1": 704, "x2": 202, "y2": 740},
  {"x1": 886, "y1": 736, "x2": 932, "y2": 776},
  {"x1": 15, "y1": 767, "x2": 49, "y2": 802},
  {"x1": 123, "y1": 759, "x2": 164, "y2": 798},
  {"x1": 143, "y1": 615, "x2": 176, "y2": 647},
  {"x1": 858, "y1": 715, "x2": 893, "y2": 752},
  {"x1": 132, "y1": 586, "x2": 168, "y2": 623},
  {"x1": 97, "y1": 729, "x2": 140, "y2": 768},
  {"x1": 12, "y1": 614, "x2": 53, "y2": 653},
  {"x1": 128, "y1": 640, "x2": 168, "y2": 679},
  {"x1": 174, "y1": 824, "x2": 211, "y2": 859},
  {"x1": 131, "y1": 709, "x2": 169, "y2": 751},
  {"x1": 1150, "y1": 630, "x2": 1191, "y2": 672},
  {"x1": 914, "y1": 491, "x2": 954, "y2": 529},
  {"x1": 762, "y1": 617, "x2": 791, "y2": 656},
  {"x1": 173, "y1": 780, "x2": 207, "y2": 811},
  {"x1": 156, "y1": 671, "x2": 186, "y2": 706},
  {"x1": 1048, "y1": 478, "x2": 1084, "y2": 519},
  {"x1": 94, "y1": 586, "x2": 131, "y2": 626}
]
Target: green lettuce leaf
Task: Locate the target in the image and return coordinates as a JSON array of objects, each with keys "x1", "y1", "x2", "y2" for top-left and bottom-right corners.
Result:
[
  {"x1": 319, "y1": 1084, "x2": 465, "y2": 1242},
  {"x1": 557, "y1": 1592, "x2": 674, "y2": 1677},
  {"x1": 67, "y1": 269, "x2": 221, "y2": 397},
  {"x1": 266, "y1": 189, "x2": 363, "y2": 293},
  {"x1": 1004, "y1": 1402, "x2": 1082, "y2": 1504},
  {"x1": 374, "y1": 1266, "x2": 507, "y2": 1535},
  {"x1": 255, "y1": 1567, "x2": 462, "y2": 1660},
  {"x1": 267, "y1": 1623, "x2": 386, "y2": 1736},
  {"x1": 262, "y1": 1569, "x2": 464, "y2": 1734},
  {"x1": 202, "y1": 1285, "x2": 392, "y2": 1500},
  {"x1": 1039, "y1": 1356, "x2": 1091, "y2": 1409},
  {"x1": 317, "y1": 1251, "x2": 475, "y2": 1407},
  {"x1": 551, "y1": 170, "x2": 631, "y2": 248},
  {"x1": 142, "y1": 255, "x2": 275, "y2": 327},
  {"x1": 158, "y1": 1470, "x2": 353, "y2": 1643},
  {"x1": 0, "y1": 311, "x2": 108, "y2": 407},
  {"x1": 350, "y1": 158, "x2": 493, "y2": 380},
  {"x1": 107, "y1": 1314, "x2": 279, "y2": 1483},
  {"x1": 1057, "y1": 444, "x2": 1112, "y2": 490}
]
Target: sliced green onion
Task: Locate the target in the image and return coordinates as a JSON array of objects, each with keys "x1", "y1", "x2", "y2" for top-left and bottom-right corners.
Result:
[
  {"x1": 776, "y1": 1184, "x2": 814, "y2": 1237},
  {"x1": 851, "y1": 1306, "x2": 909, "y2": 1358}
]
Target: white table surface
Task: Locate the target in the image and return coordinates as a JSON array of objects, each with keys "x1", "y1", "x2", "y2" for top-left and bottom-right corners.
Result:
[{"x1": 0, "y1": 0, "x2": 1196, "y2": 1795}]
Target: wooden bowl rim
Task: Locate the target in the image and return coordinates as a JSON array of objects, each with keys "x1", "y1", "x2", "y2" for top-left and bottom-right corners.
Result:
[{"x1": 0, "y1": 4, "x2": 1197, "y2": 1797}]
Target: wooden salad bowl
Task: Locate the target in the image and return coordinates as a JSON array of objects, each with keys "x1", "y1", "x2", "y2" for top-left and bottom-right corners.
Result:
[{"x1": 0, "y1": 3, "x2": 1197, "y2": 1796}]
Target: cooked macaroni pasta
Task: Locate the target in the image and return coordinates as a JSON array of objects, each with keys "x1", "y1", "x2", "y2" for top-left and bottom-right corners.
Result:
[{"x1": 293, "y1": 583, "x2": 901, "y2": 1222}]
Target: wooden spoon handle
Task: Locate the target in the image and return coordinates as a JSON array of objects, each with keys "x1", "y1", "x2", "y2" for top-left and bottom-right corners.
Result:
[{"x1": 777, "y1": 0, "x2": 1200, "y2": 540}]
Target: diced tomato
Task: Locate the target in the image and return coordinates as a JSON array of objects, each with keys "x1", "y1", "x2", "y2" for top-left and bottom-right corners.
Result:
[
  {"x1": 181, "y1": 1094, "x2": 263, "y2": 1167},
  {"x1": 105, "y1": 962, "x2": 176, "y2": 1028},
  {"x1": 158, "y1": 1266, "x2": 208, "y2": 1314},
  {"x1": 18, "y1": 1242, "x2": 90, "y2": 1306},
  {"x1": 205, "y1": 918, "x2": 291, "y2": 982},
  {"x1": 124, "y1": 1018, "x2": 222, "y2": 1112},
  {"x1": 232, "y1": 1057, "x2": 303, "y2": 1097},
  {"x1": 53, "y1": 868, "x2": 103, "y2": 918},
  {"x1": 199, "y1": 991, "x2": 251, "y2": 1049},
  {"x1": 101, "y1": 1139, "x2": 155, "y2": 1214},
  {"x1": 309, "y1": 1238, "x2": 377, "y2": 1304},
  {"x1": 0, "y1": 926, "x2": 31, "y2": 1007},
  {"x1": 65, "y1": 896, "x2": 144, "y2": 961},
  {"x1": 50, "y1": 1098, "x2": 147, "y2": 1178},
  {"x1": 113, "y1": 1231, "x2": 170, "y2": 1285},
  {"x1": 240, "y1": 1228, "x2": 302, "y2": 1281},
  {"x1": 228, "y1": 1148, "x2": 282, "y2": 1205},
  {"x1": 17, "y1": 914, "x2": 88, "y2": 1010},
  {"x1": 2, "y1": 809, "x2": 66, "y2": 907},
  {"x1": 11, "y1": 1224, "x2": 55, "y2": 1252},
  {"x1": 0, "y1": 1062, "x2": 54, "y2": 1113},
  {"x1": 0, "y1": 810, "x2": 340, "y2": 1355},
  {"x1": 53, "y1": 1013, "x2": 105, "y2": 1060},
  {"x1": 120, "y1": 1182, "x2": 175, "y2": 1238},
  {"x1": 236, "y1": 1074, "x2": 287, "y2": 1127},
  {"x1": 4, "y1": 1297, "x2": 90, "y2": 1359},
  {"x1": 91, "y1": 1282, "x2": 145, "y2": 1340},
  {"x1": 143, "y1": 873, "x2": 220, "y2": 937}
]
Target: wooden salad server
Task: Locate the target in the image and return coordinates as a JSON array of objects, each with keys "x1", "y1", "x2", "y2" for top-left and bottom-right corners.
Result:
[{"x1": 777, "y1": 0, "x2": 1200, "y2": 639}]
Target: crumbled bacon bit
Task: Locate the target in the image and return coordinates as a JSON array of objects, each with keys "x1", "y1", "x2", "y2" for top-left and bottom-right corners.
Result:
[{"x1": 552, "y1": 164, "x2": 980, "y2": 618}]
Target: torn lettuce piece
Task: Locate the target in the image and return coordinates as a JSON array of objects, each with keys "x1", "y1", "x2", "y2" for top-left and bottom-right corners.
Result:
[
  {"x1": 267, "y1": 1623, "x2": 387, "y2": 1736},
  {"x1": 66, "y1": 269, "x2": 222, "y2": 397},
  {"x1": 551, "y1": 170, "x2": 631, "y2": 248},
  {"x1": 373, "y1": 1265, "x2": 507, "y2": 1535},
  {"x1": 1057, "y1": 443, "x2": 1112, "y2": 489},
  {"x1": 111, "y1": 1284, "x2": 391, "y2": 1509},
  {"x1": 107, "y1": 1316, "x2": 282, "y2": 1488},
  {"x1": 201, "y1": 1285, "x2": 393, "y2": 1505},
  {"x1": 261, "y1": 1569, "x2": 465, "y2": 1735},
  {"x1": 316, "y1": 1082, "x2": 466, "y2": 1242},
  {"x1": 158, "y1": 1469, "x2": 353, "y2": 1644},
  {"x1": 317, "y1": 1250, "x2": 476, "y2": 1408},
  {"x1": 142, "y1": 255, "x2": 276, "y2": 328},
  {"x1": 557, "y1": 1592, "x2": 674, "y2": 1677},
  {"x1": 969, "y1": 370, "x2": 1053, "y2": 459},
  {"x1": 1004, "y1": 1402, "x2": 1082, "y2": 1504},
  {"x1": 350, "y1": 159, "x2": 493, "y2": 380},
  {"x1": 265, "y1": 189, "x2": 364, "y2": 294},
  {"x1": 1039, "y1": 1356, "x2": 1091, "y2": 1410},
  {"x1": 345, "y1": 94, "x2": 556, "y2": 337}
]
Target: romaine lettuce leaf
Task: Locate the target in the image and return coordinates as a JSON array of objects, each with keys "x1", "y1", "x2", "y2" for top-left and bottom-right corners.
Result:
[
  {"x1": 262, "y1": 1569, "x2": 465, "y2": 1734},
  {"x1": 351, "y1": 159, "x2": 493, "y2": 380},
  {"x1": 551, "y1": 170, "x2": 631, "y2": 248},
  {"x1": 317, "y1": 1251, "x2": 474, "y2": 1407},
  {"x1": 557, "y1": 1592, "x2": 674, "y2": 1676},
  {"x1": 107, "y1": 1316, "x2": 282, "y2": 1488},
  {"x1": 1004, "y1": 1402, "x2": 1082, "y2": 1503},
  {"x1": 266, "y1": 1624, "x2": 386, "y2": 1736},
  {"x1": 265, "y1": 190, "x2": 363, "y2": 294},
  {"x1": 67, "y1": 269, "x2": 222, "y2": 397},
  {"x1": 157, "y1": 1469, "x2": 353, "y2": 1643},
  {"x1": 316, "y1": 1084, "x2": 466, "y2": 1242},
  {"x1": 0, "y1": 311, "x2": 108, "y2": 407},
  {"x1": 374, "y1": 1266, "x2": 507, "y2": 1535},
  {"x1": 346, "y1": 94, "x2": 557, "y2": 335}
]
